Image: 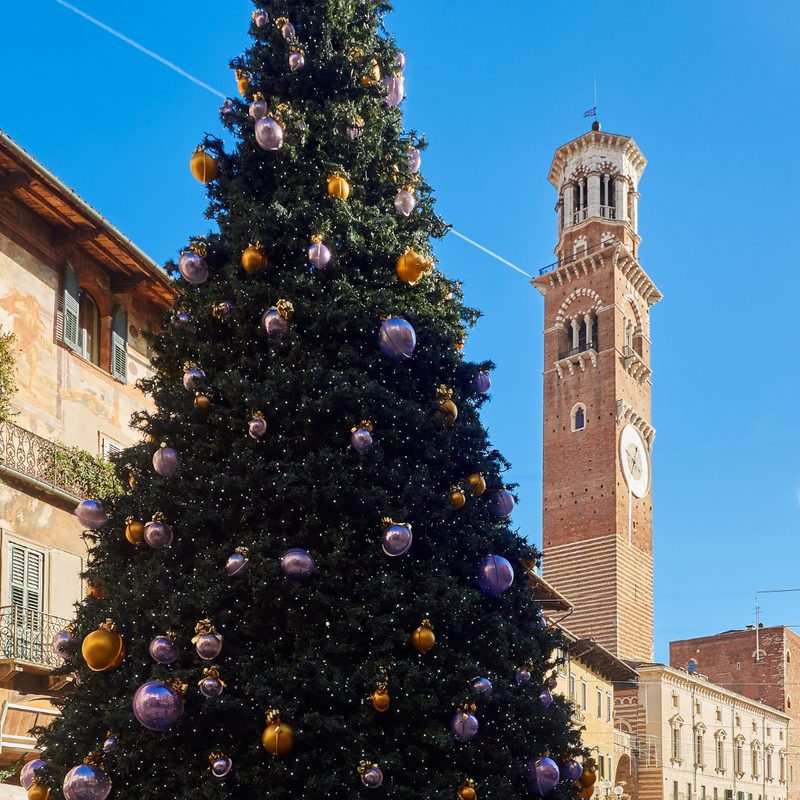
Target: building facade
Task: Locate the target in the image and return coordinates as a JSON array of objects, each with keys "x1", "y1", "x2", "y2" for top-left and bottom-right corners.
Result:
[
  {"x1": 0, "y1": 129, "x2": 172, "y2": 767},
  {"x1": 531, "y1": 123, "x2": 662, "y2": 663}
]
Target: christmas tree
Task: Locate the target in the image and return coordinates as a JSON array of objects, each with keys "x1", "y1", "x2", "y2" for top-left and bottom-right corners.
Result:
[{"x1": 35, "y1": 2, "x2": 585, "y2": 799}]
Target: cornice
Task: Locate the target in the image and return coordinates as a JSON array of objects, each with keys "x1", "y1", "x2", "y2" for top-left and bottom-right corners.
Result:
[{"x1": 548, "y1": 130, "x2": 647, "y2": 189}]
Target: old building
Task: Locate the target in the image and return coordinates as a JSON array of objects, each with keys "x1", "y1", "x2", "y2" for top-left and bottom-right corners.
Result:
[
  {"x1": 0, "y1": 129, "x2": 172, "y2": 770},
  {"x1": 671, "y1": 627, "x2": 800, "y2": 800}
]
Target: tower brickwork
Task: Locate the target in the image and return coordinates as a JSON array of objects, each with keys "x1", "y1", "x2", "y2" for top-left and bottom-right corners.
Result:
[{"x1": 532, "y1": 127, "x2": 662, "y2": 662}]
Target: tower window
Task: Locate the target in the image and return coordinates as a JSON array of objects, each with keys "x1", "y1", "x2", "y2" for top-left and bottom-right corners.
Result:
[
  {"x1": 571, "y1": 404, "x2": 586, "y2": 432},
  {"x1": 600, "y1": 175, "x2": 616, "y2": 218}
]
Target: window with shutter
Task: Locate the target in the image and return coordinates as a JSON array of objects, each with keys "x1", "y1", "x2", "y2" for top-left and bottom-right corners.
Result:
[
  {"x1": 9, "y1": 544, "x2": 43, "y2": 613},
  {"x1": 62, "y1": 265, "x2": 80, "y2": 351},
  {"x1": 111, "y1": 307, "x2": 128, "y2": 383}
]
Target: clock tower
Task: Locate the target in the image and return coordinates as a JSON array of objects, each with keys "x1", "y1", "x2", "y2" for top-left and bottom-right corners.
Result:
[{"x1": 531, "y1": 123, "x2": 662, "y2": 662}]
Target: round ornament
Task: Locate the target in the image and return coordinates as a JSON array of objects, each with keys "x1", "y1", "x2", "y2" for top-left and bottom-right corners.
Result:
[
  {"x1": 253, "y1": 9, "x2": 268, "y2": 27},
  {"x1": 578, "y1": 764, "x2": 597, "y2": 790},
  {"x1": 393, "y1": 188, "x2": 416, "y2": 216},
  {"x1": 210, "y1": 755, "x2": 232, "y2": 778},
  {"x1": 450, "y1": 706, "x2": 479, "y2": 742},
  {"x1": 411, "y1": 619, "x2": 435, "y2": 653},
  {"x1": 262, "y1": 301, "x2": 294, "y2": 340},
  {"x1": 190, "y1": 148, "x2": 217, "y2": 184},
  {"x1": 255, "y1": 118, "x2": 284, "y2": 151},
  {"x1": 262, "y1": 711, "x2": 294, "y2": 755},
  {"x1": 193, "y1": 620, "x2": 223, "y2": 660},
  {"x1": 528, "y1": 757, "x2": 560, "y2": 796},
  {"x1": 474, "y1": 371, "x2": 491, "y2": 394},
  {"x1": 280, "y1": 548, "x2": 315, "y2": 580},
  {"x1": 21, "y1": 761, "x2": 50, "y2": 791},
  {"x1": 473, "y1": 677, "x2": 492, "y2": 696},
  {"x1": 547, "y1": 675, "x2": 558, "y2": 690},
  {"x1": 466, "y1": 473, "x2": 486, "y2": 496},
  {"x1": 346, "y1": 118, "x2": 364, "y2": 139},
  {"x1": 289, "y1": 50, "x2": 305, "y2": 72},
  {"x1": 52, "y1": 629, "x2": 72, "y2": 660},
  {"x1": 226, "y1": 548, "x2": 249, "y2": 578},
  {"x1": 279, "y1": 20, "x2": 296, "y2": 39},
  {"x1": 82, "y1": 621, "x2": 125, "y2": 672},
  {"x1": 359, "y1": 763, "x2": 383, "y2": 789},
  {"x1": 149, "y1": 634, "x2": 178, "y2": 664},
  {"x1": 102, "y1": 736, "x2": 117, "y2": 753},
  {"x1": 183, "y1": 365, "x2": 206, "y2": 391},
  {"x1": 152, "y1": 445, "x2": 181, "y2": 478},
  {"x1": 199, "y1": 667, "x2": 226, "y2": 698},
  {"x1": 491, "y1": 490, "x2": 515, "y2": 517},
  {"x1": 458, "y1": 780, "x2": 477, "y2": 800},
  {"x1": 249, "y1": 93, "x2": 268, "y2": 120},
  {"x1": 383, "y1": 74, "x2": 404, "y2": 106},
  {"x1": 194, "y1": 391, "x2": 214, "y2": 415},
  {"x1": 476, "y1": 555, "x2": 514, "y2": 597},
  {"x1": 450, "y1": 488, "x2": 466, "y2": 510},
  {"x1": 309, "y1": 237, "x2": 331, "y2": 269},
  {"x1": 219, "y1": 102, "x2": 235, "y2": 121},
  {"x1": 396, "y1": 249, "x2": 426, "y2": 285},
  {"x1": 28, "y1": 781, "x2": 51, "y2": 800},
  {"x1": 212, "y1": 300, "x2": 234, "y2": 318},
  {"x1": 74, "y1": 500, "x2": 107, "y2": 531},
  {"x1": 62, "y1": 761, "x2": 111, "y2": 800},
  {"x1": 178, "y1": 247, "x2": 208, "y2": 285},
  {"x1": 236, "y1": 71, "x2": 251, "y2": 97},
  {"x1": 350, "y1": 422, "x2": 374, "y2": 454},
  {"x1": 241, "y1": 243, "x2": 267, "y2": 272},
  {"x1": 408, "y1": 148, "x2": 421, "y2": 173},
  {"x1": 173, "y1": 311, "x2": 191, "y2": 328},
  {"x1": 86, "y1": 583, "x2": 104, "y2": 600},
  {"x1": 516, "y1": 667, "x2": 531, "y2": 684},
  {"x1": 132, "y1": 680, "x2": 185, "y2": 730},
  {"x1": 370, "y1": 683, "x2": 390, "y2": 712},
  {"x1": 381, "y1": 520, "x2": 412, "y2": 556},
  {"x1": 537, "y1": 689, "x2": 553, "y2": 708},
  {"x1": 327, "y1": 174, "x2": 351, "y2": 200},
  {"x1": 144, "y1": 513, "x2": 173, "y2": 549},
  {"x1": 249, "y1": 413, "x2": 267, "y2": 438},
  {"x1": 397, "y1": 51, "x2": 406, "y2": 72},
  {"x1": 437, "y1": 385, "x2": 458, "y2": 426},
  {"x1": 560, "y1": 759, "x2": 583, "y2": 783},
  {"x1": 378, "y1": 318, "x2": 416, "y2": 361}
]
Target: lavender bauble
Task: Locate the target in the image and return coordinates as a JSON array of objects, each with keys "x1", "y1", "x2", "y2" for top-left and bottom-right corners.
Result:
[
  {"x1": 528, "y1": 757, "x2": 560, "y2": 795},
  {"x1": 516, "y1": 667, "x2": 531, "y2": 684},
  {"x1": 132, "y1": 680, "x2": 184, "y2": 731},
  {"x1": 226, "y1": 552, "x2": 249, "y2": 578},
  {"x1": 254, "y1": 10, "x2": 268, "y2": 27},
  {"x1": 547, "y1": 675, "x2": 558, "y2": 690},
  {"x1": 308, "y1": 242, "x2": 331, "y2": 269},
  {"x1": 473, "y1": 677, "x2": 492, "y2": 696},
  {"x1": 280, "y1": 21, "x2": 296, "y2": 39},
  {"x1": 21, "y1": 760, "x2": 50, "y2": 791},
  {"x1": 52, "y1": 629, "x2": 72, "y2": 660},
  {"x1": 249, "y1": 417, "x2": 267, "y2": 438},
  {"x1": 102, "y1": 737, "x2": 117, "y2": 753},
  {"x1": 537, "y1": 689, "x2": 553, "y2": 709},
  {"x1": 152, "y1": 446, "x2": 181, "y2": 478},
  {"x1": 62, "y1": 763, "x2": 111, "y2": 800},
  {"x1": 450, "y1": 710, "x2": 479, "y2": 742},
  {"x1": 560, "y1": 759, "x2": 583, "y2": 783},
  {"x1": 397, "y1": 51, "x2": 406, "y2": 72},
  {"x1": 408, "y1": 148, "x2": 421, "y2": 173},
  {"x1": 255, "y1": 118, "x2": 284, "y2": 151},
  {"x1": 350, "y1": 427, "x2": 373, "y2": 454},
  {"x1": 74, "y1": 500, "x2": 107, "y2": 531},
  {"x1": 289, "y1": 51, "x2": 305, "y2": 72},
  {"x1": 182, "y1": 367, "x2": 206, "y2": 391},
  {"x1": 378, "y1": 318, "x2": 416, "y2": 361},
  {"x1": 281, "y1": 548, "x2": 315, "y2": 580},
  {"x1": 381, "y1": 524, "x2": 412, "y2": 557},
  {"x1": 393, "y1": 189, "x2": 415, "y2": 216},
  {"x1": 476, "y1": 555, "x2": 514, "y2": 596},
  {"x1": 149, "y1": 635, "x2": 178, "y2": 664},
  {"x1": 383, "y1": 75, "x2": 404, "y2": 107},
  {"x1": 173, "y1": 312, "x2": 190, "y2": 328},
  {"x1": 249, "y1": 98, "x2": 268, "y2": 120},
  {"x1": 220, "y1": 103, "x2": 235, "y2": 121},
  {"x1": 491, "y1": 490, "x2": 515, "y2": 517},
  {"x1": 195, "y1": 633, "x2": 223, "y2": 660},
  {"x1": 211, "y1": 757, "x2": 232, "y2": 777},
  {"x1": 143, "y1": 519, "x2": 173, "y2": 549},
  {"x1": 200, "y1": 677, "x2": 224, "y2": 697},
  {"x1": 474, "y1": 371, "x2": 491, "y2": 393},
  {"x1": 262, "y1": 308, "x2": 291, "y2": 340},
  {"x1": 361, "y1": 766, "x2": 383, "y2": 788},
  {"x1": 178, "y1": 251, "x2": 208, "y2": 284}
]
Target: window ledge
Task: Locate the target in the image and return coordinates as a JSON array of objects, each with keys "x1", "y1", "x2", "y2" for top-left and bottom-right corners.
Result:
[{"x1": 555, "y1": 348, "x2": 597, "y2": 379}]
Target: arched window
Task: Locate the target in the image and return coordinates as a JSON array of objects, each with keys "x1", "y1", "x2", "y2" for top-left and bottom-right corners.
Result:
[
  {"x1": 600, "y1": 175, "x2": 616, "y2": 218},
  {"x1": 571, "y1": 404, "x2": 586, "y2": 432},
  {"x1": 78, "y1": 289, "x2": 100, "y2": 366},
  {"x1": 688, "y1": 659, "x2": 697, "y2": 673}
]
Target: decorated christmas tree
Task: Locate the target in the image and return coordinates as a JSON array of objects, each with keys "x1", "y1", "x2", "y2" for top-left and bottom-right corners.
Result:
[{"x1": 33, "y1": 2, "x2": 586, "y2": 799}]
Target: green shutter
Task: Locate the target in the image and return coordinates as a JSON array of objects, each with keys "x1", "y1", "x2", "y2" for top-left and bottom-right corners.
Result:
[
  {"x1": 9, "y1": 544, "x2": 43, "y2": 612},
  {"x1": 62, "y1": 265, "x2": 80, "y2": 351},
  {"x1": 111, "y1": 307, "x2": 128, "y2": 383}
]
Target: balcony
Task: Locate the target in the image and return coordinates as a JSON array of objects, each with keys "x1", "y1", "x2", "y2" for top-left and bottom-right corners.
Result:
[
  {"x1": 555, "y1": 340, "x2": 598, "y2": 379},
  {"x1": 622, "y1": 345, "x2": 652, "y2": 383},
  {"x1": 0, "y1": 606, "x2": 70, "y2": 677},
  {"x1": 600, "y1": 205, "x2": 616, "y2": 219}
]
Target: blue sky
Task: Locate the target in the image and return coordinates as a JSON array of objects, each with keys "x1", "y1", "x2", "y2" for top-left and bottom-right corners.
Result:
[{"x1": 2, "y1": 0, "x2": 799, "y2": 661}]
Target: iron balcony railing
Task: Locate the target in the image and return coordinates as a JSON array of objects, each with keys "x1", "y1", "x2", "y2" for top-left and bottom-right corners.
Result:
[
  {"x1": 558, "y1": 340, "x2": 598, "y2": 360},
  {"x1": 0, "y1": 419, "x2": 89, "y2": 500},
  {"x1": 0, "y1": 606, "x2": 71, "y2": 669}
]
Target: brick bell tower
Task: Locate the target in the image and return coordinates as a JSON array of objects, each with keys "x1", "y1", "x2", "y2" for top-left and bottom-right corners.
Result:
[{"x1": 531, "y1": 122, "x2": 662, "y2": 662}]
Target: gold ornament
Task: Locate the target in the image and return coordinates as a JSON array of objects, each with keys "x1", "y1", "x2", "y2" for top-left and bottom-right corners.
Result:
[
  {"x1": 276, "y1": 299, "x2": 294, "y2": 320},
  {"x1": 578, "y1": 760, "x2": 597, "y2": 790},
  {"x1": 437, "y1": 385, "x2": 458, "y2": 426},
  {"x1": 466, "y1": 473, "x2": 486, "y2": 496},
  {"x1": 411, "y1": 619, "x2": 435, "y2": 653},
  {"x1": 235, "y1": 69, "x2": 251, "y2": 97},
  {"x1": 28, "y1": 779, "x2": 51, "y2": 800},
  {"x1": 128, "y1": 468, "x2": 139, "y2": 489},
  {"x1": 125, "y1": 516, "x2": 143, "y2": 545},
  {"x1": 370, "y1": 680, "x2": 390, "y2": 712},
  {"x1": 190, "y1": 147, "x2": 218, "y2": 184},
  {"x1": 241, "y1": 243, "x2": 267, "y2": 272},
  {"x1": 82, "y1": 620, "x2": 125, "y2": 672},
  {"x1": 450, "y1": 487, "x2": 466, "y2": 510},
  {"x1": 396, "y1": 249, "x2": 426, "y2": 286},
  {"x1": 327, "y1": 174, "x2": 351, "y2": 200},
  {"x1": 370, "y1": 59, "x2": 381, "y2": 82},
  {"x1": 458, "y1": 780, "x2": 478, "y2": 800},
  {"x1": 194, "y1": 391, "x2": 214, "y2": 413},
  {"x1": 262, "y1": 709, "x2": 294, "y2": 755},
  {"x1": 348, "y1": 46, "x2": 365, "y2": 60},
  {"x1": 85, "y1": 583, "x2": 104, "y2": 600}
]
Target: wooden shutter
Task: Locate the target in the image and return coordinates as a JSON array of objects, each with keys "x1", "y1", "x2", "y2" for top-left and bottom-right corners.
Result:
[
  {"x1": 62, "y1": 265, "x2": 80, "y2": 351},
  {"x1": 111, "y1": 307, "x2": 128, "y2": 383},
  {"x1": 9, "y1": 544, "x2": 43, "y2": 613}
]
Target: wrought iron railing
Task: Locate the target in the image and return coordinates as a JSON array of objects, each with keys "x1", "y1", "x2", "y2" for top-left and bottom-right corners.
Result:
[
  {"x1": 0, "y1": 420, "x2": 89, "y2": 499},
  {"x1": 0, "y1": 606, "x2": 71, "y2": 668},
  {"x1": 558, "y1": 340, "x2": 598, "y2": 360}
]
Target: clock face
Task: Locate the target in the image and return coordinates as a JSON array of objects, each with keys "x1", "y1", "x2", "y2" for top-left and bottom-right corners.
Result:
[{"x1": 619, "y1": 424, "x2": 650, "y2": 498}]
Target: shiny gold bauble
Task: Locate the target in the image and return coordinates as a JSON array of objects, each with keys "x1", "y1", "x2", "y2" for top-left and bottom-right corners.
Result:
[
  {"x1": 396, "y1": 249, "x2": 426, "y2": 286},
  {"x1": 190, "y1": 149, "x2": 218, "y2": 184},
  {"x1": 458, "y1": 788, "x2": 477, "y2": 800},
  {"x1": 125, "y1": 519, "x2": 144, "y2": 545},
  {"x1": 194, "y1": 393, "x2": 213, "y2": 414},
  {"x1": 411, "y1": 623, "x2": 435, "y2": 653},
  {"x1": 327, "y1": 174, "x2": 351, "y2": 200},
  {"x1": 438, "y1": 399, "x2": 458, "y2": 426},
  {"x1": 577, "y1": 768, "x2": 596, "y2": 790},
  {"x1": 262, "y1": 721, "x2": 294, "y2": 755},
  {"x1": 450, "y1": 489, "x2": 466, "y2": 510},
  {"x1": 82, "y1": 627, "x2": 126, "y2": 672},
  {"x1": 28, "y1": 784, "x2": 51, "y2": 800},
  {"x1": 237, "y1": 76, "x2": 251, "y2": 97},
  {"x1": 241, "y1": 245, "x2": 267, "y2": 272},
  {"x1": 371, "y1": 691, "x2": 390, "y2": 712},
  {"x1": 86, "y1": 583, "x2": 105, "y2": 600},
  {"x1": 466, "y1": 473, "x2": 486, "y2": 496}
]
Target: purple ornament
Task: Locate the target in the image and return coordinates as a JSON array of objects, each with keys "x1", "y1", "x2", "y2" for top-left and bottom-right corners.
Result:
[
  {"x1": 178, "y1": 251, "x2": 208, "y2": 284},
  {"x1": 350, "y1": 427, "x2": 373, "y2": 454},
  {"x1": 383, "y1": 74, "x2": 404, "y2": 107},
  {"x1": 173, "y1": 312, "x2": 191, "y2": 328},
  {"x1": 547, "y1": 675, "x2": 558, "y2": 690},
  {"x1": 220, "y1": 103, "x2": 235, "y2": 121},
  {"x1": 397, "y1": 51, "x2": 406, "y2": 72},
  {"x1": 215, "y1": 300, "x2": 234, "y2": 317},
  {"x1": 476, "y1": 555, "x2": 514, "y2": 597},
  {"x1": 560, "y1": 759, "x2": 583, "y2": 783},
  {"x1": 226, "y1": 552, "x2": 249, "y2": 578},
  {"x1": 450, "y1": 710, "x2": 479, "y2": 742},
  {"x1": 183, "y1": 367, "x2": 206, "y2": 391},
  {"x1": 132, "y1": 680, "x2": 184, "y2": 731},
  {"x1": 152, "y1": 446, "x2": 181, "y2": 478},
  {"x1": 149, "y1": 635, "x2": 178, "y2": 664},
  {"x1": 491, "y1": 490, "x2": 515, "y2": 517},
  {"x1": 346, "y1": 120, "x2": 363, "y2": 139},
  {"x1": 309, "y1": 242, "x2": 331, "y2": 269},
  {"x1": 528, "y1": 757, "x2": 560, "y2": 796},
  {"x1": 195, "y1": 633, "x2": 223, "y2": 660},
  {"x1": 255, "y1": 118, "x2": 284, "y2": 151},
  {"x1": 200, "y1": 677, "x2": 224, "y2": 697},
  {"x1": 280, "y1": 21, "x2": 296, "y2": 39},
  {"x1": 249, "y1": 98, "x2": 269, "y2": 120},
  {"x1": 102, "y1": 737, "x2": 117, "y2": 753},
  {"x1": 537, "y1": 689, "x2": 553, "y2": 709},
  {"x1": 249, "y1": 417, "x2": 267, "y2": 438},
  {"x1": 378, "y1": 318, "x2": 416, "y2": 361},
  {"x1": 262, "y1": 308, "x2": 291, "y2": 340},
  {"x1": 254, "y1": 10, "x2": 268, "y2": 27},
  {"x1": 408, "y1": 148, "x2": 421, "y2": 174},
  {"x1": 52, "y1": 629, "x2": 72, "y2": 660},
  {"x1": 144, "y1": 519, "x2": 173, "y2": 549},
  {"x1": 21, "y1": 760, "x2": 50, "y2": 791},
  {"x1": 473, "y1": 677, "x2": 492, "y2": 696},
  {"x1": 361, "y1": 766, "x2": 383, "y2": 789},
  {"x1": 393, "y1": 189, "x2": 415, "y2": 216},
  {"x1": 289, "y1": 51, "x2": 305, "y2": 72},
  {"x1": 535, "y1": 615, "x2": 547, "y2": 630},
  {"x1": 281, "y1": 548, "x2": 315, "y2": 580},
  {"x1": 516, "y1": 668, "x2": 531, "y2": 684},
  {"x1": 63, "y1": 763, "x2": 111, "y2": 800},
  {"x1": 74, "y1": 500, "x2": 107, "y2": 531},
  {"x1": 474, "y1": 371, "x2": 491, "y2": 393},
  {"x1": 211, "y1": 756, "x2": 232, "y2": 778},
  {"x1": 382, "y1": 523, "x2": 412, "y2": 557}
]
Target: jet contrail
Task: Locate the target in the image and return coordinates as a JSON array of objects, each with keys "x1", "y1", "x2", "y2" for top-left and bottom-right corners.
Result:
[{"x1": 450, "y1": 230, "x2": 531, "y2": 277}]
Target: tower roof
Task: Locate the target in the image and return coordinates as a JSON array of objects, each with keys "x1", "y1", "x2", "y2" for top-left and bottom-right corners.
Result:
[{"x1": 548, "y1": 129, "x2": 646, "y2": 189}]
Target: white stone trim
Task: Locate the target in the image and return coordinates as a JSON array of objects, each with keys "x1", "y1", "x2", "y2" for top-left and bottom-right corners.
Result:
[
  {"x1": 571, "y1": 402, "x2": 587, "y2": 432},
  {"x1": 616, "y1": 400, "x2": 655, "y2": 448}
]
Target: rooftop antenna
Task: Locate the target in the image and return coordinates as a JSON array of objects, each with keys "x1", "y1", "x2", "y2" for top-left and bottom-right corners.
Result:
[{"x1": 584, "y1": 76, "x2": 599, "y2": 130}]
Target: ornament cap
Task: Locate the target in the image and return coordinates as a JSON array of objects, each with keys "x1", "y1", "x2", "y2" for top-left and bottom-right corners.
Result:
[
  {"x1": 358, "y1": 761, "x2": 379, "y2": 776},
  {"x1": 276, "y1": 299, "x2": 294, "y2": 320},
  {"x1": 351, "y1": 420, "x2": 373, "y2": 433},
  {"x1": 165, "y1": 678, "x2": 188, "y2": 696},
  {"x1": 188, "y1": 240, "x2": 208, "y2": 258}
]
